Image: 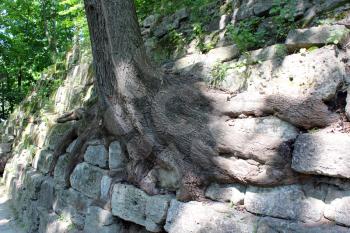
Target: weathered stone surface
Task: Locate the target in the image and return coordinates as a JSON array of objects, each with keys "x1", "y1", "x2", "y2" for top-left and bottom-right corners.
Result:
[
  {"x1": 100, "y1": 175, "x2": 112, "y2": 201},
  {"x1": 83, "y1": 206, "x2": 122, "y2": 233},
  {"x1": 292, "y1": 130, "x2": 350, "y2": 179},
  {"x1": 239, "y1": 44, "x2": 287, "y2": 63},
  {"x1": 325, "y1": 188, "x2": 350, "y2": 226},
  {"x1": 219, "y1": 46, "x2": 345, "y2": 129},
  {"x1": 84, "y1": 144, "x2": 108, "y2": 168},
  {"x1": 54, "y1": 188, "x2": 93, "y2": 215},
  {"x1": 205, "y1": 45, "x2": 239, "y2": 64},
  {"x1": 165, "y1": 200, "x2": 259, "y2": 233},
  {"x1": 205, "y1": 183, "x2": 246, "y2": 204},
  {"x1": 258, "y1": 216, "x2": 350, "y2": 233},
  {"x1": 285, "y1": 25, "x2": 349, "y2": 49},
  {"x1": 111, "y1": 183, "x2": 172, "y2": 232},
  {"x1": 38, "y1": 177, "x2": 55, "y2": 210},
  {"x1": 66, "y1": 140, "x2": 77, "y2": 154},
  {"x1": 0, "y1": 143, "x2": 11, "y2": 154},
  {"x1": 245, "y1": 185, "x2": 325, "y2": 222},
  {"x1": 33, "y1": 149, "x2": 54, "y2": 174},
  {"x1": 207, "y1": 116, "x2": 299, "y2": 185},
  {"x1": 153, "y1": 8, "x2": 188, "y2": 38},
  {"x1": 38, "y1": 208, "x2": 75, "y2": 233},
  {"x1": 108, "y1": 141, "x2": 126, "y2": 170},
  {"x1": 70, "y1": 162, "x2": 107, "y2": 199},
  {"x1": 143, "y1": 14, "x2": 160, "y2": 29},
  {"x1": 54, "y1": 153, "x2": 70, "y2": 186}
]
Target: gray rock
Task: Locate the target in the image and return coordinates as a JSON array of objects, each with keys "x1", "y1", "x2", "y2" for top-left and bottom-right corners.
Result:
[
  {"x1": 38, "y1": 177, "x2": 56, "y2": 210},
  {"x1": 245, "y1": 185, "x2": 325, "y2": 222},
  {"x1": 285, "y1": 25, "x2": 349, "y2": 49},
  {"x1": 205, "y1": 183, "x2": 246, "y2": 204},
  {"x1": 108, "y1": 141, "x2": 126, "y2": 170},
  {"x1": 54, "y1": 188, "x2": 93, "y2": 214},
  {"x1": 66, "y1": 140, "x2": 77, "y2": 154},
  {"x1": 33, "y1": 149, "x2": 54, "y2": 174},
  {"x1": 70, "y1": 162, "x2": 108, "y2": 199},
  {"x1": 83, "y1": 206, "x2": 122, "y2": 233},
  {"x1": 205, "y1": 45, "x2": 240, "y2": 64},
  {"x1": 0, "y1": 143, "x2": 11, "y2": 154},
  {"x1": 54, "y1": 153, "x2": 70, "y2": 187},
  {"x1": 253, "y1": 0, "x2": 274, "y2": 16},
  {"x1": 111, "y1": 183, "x2": 172, "y2": 232},
  {"x1": 165, "y1": 200, "x2": 259, "y2": 233},
  {"x1": 143, "y1": 14, "x2": 160, "y2": 29},
  {"x1": 100, "y1": 175, "x2": 112, "y2": 201},
  {"x1": 346, "y1": 86, "x2": 350, "y2": 120},
  {"x1": 84, "y1": 144, "x2": 108, "y2": 168},
  {"x1": 38, "y1": 208, "x2": 75, "y2": 233},
  {"x1": 325, "y1": 188, "x2": 350, "y2": 226},
  {"x1": 239, "y1": 44, "x2": 288, "y2": 63},
  {"x1": 292, "y1": 130, "x2": 350, "y2": 179},
  {"x1": 258, "y1": 216, "x2": 350, "y2": 233}
]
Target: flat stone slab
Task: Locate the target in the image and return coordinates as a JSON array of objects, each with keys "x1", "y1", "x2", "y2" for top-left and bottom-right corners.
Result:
[
  {"x1": 285, "y1": 25, "x2": 349, "y2": 49},
  {"x1": 245, "y1": 185, "x2": 325, "y2": 222},
  {"x1": 292, "y1": 130, "x2": 350, "y2": 179},
  {"x1": 111, "y1": 183, "x2": 173, "y2": 232}
]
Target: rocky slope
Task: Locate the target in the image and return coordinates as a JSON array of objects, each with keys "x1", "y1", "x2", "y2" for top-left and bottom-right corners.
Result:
[{"x1": 1, "y1": 0, "x2": 350, "y2": 232}]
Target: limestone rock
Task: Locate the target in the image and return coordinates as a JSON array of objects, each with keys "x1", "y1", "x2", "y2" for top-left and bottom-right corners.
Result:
[
  {"x1": 259, "y1": 216, "x2": 350, "y2": 233},
  {"x1": 109, "y1": 141, "x2": 126, "y2": 170},
  {"x1": 38, "y1": 208, "x2": 75, "y2": 233},
  {"x1": 239, "y1": 44, "x2": 287, "y2": 63},
  {"x1": 325, "y1": 188, "x2": 350, "y2": 226},
  {"x1": 33, "y1": 149, "x2": 54, "y2": 175},
  {"x1": 84, "y1": 144, "x2": 108, "y2": 168},
  {"x1": 83, "y1": 206, "x2": 122, "y2": 233},
  {"x1": 292, "y1": 130, "x2": 350, "y2": 179},
  {"x1": 245, "y1": 185, "x2": 325, "y2": 222},
  {"x1": 165, "y1": 200, "x2": 259, "y2": 233},
  {"x1": 70, "y1": 162, "x2": 107, "y2": 199},
  {"x1": 54, "y1": 153, "x2": 70, "y2": 187},
  {"x1": 38, "y1": 177, "x2": 55, "y2": 210},
  {"x1": 143, "y1": 14, "x2": 160, "y2": 29},
  {"x1": 100, "y1": 175, "x2": 112, "y2": 201},
  {"x1": 285, "y1": 25, "x2": 349, "y2": 49},
  {"x1": 205, "y1": 45, "x2": 240, "y2": 65},
  {"x1": 208, "y1": 116, "x2": 299, "y2": 185},
  {"x1": 205, "y1": 183, "x2": 246, "y2": 204},
  {"x1": 111, "y1": 183, "x2": 173, "y2": 232}
]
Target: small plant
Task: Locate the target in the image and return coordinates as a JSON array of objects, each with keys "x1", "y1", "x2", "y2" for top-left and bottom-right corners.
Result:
[
  {"x1": 327, "y1": 29, "x2": 350, "y2": 45},
  {"x1": 210, "y1": 62, "x2": 231, "y2": 87},
  {"x1": 192, "y1": 23, "x2": 216, "y2": 53}
]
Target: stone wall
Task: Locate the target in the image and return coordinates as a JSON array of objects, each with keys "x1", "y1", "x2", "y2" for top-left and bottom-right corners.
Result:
[{"x1": 1, "y1": 0, "x2": 350, "y2": 232}]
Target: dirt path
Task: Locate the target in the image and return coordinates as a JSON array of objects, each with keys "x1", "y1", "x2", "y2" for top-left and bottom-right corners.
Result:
[{"x1": 0, "y1": 185, "x2": 24, "y2": 233}]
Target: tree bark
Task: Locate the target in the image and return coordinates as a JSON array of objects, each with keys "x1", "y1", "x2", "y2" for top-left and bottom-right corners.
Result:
[{"x1": 83, "y1": 0, "x2": 299, "y2": 200}]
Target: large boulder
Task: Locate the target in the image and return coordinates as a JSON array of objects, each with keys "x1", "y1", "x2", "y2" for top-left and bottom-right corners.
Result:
[
  {"x1": 70, "y1": 162, "x2": 108, "y2": 199},
  {"x1": 292, "y1": 130, "x2": 350, "y2": 179},
  {"x1": 111, "y1": 183, "x2": 173, "y2": 232}
]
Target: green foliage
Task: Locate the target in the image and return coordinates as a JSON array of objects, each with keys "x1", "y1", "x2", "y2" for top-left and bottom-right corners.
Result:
[
  {"x1": 269, "y1": 0, "x2": 297, "y2": 40},
  {"x1": 210, "y1": 62, "x2": 231, "y2": 87},
  {"x1": 226, "y1": 17, "x2": 266, "y2": 52},
  {"x1": 327, "y1": 28, "x2": 350, "y2": 45}
]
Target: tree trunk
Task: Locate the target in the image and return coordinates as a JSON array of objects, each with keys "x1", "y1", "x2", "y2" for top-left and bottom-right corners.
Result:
[{"x1": 83, "y1": 0, "x2": 299, "y2": 201}]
